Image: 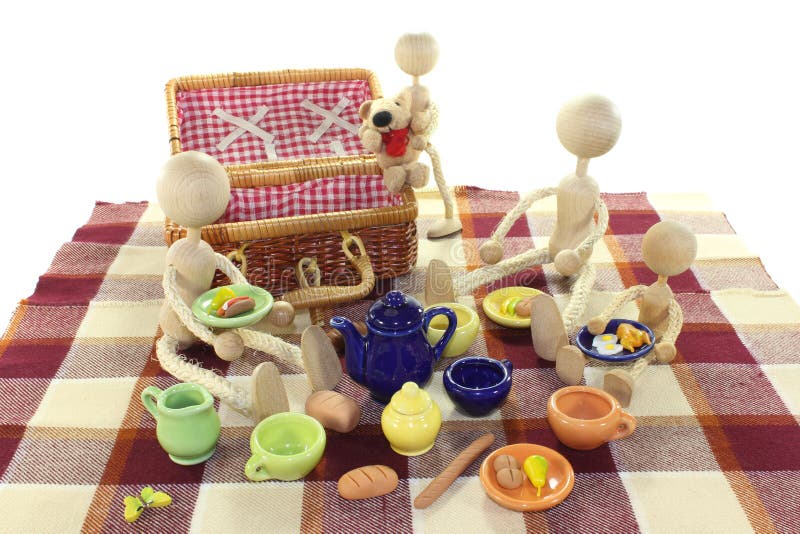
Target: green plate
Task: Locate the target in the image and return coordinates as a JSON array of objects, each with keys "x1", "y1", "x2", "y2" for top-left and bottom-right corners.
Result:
[
  {"x1": 482, "y1": 287, "x2": 542, "y2": 328},
  {"x1": 191, "y1": 284, "x2": 274, "y2": 329}
]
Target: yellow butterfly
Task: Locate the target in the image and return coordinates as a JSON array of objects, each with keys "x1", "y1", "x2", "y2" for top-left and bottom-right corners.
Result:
[{"x1": 123, "y1": 486, "x2": 173, "y2": 523}]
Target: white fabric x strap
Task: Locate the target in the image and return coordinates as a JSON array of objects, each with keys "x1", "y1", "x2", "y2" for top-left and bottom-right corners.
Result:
[
  {"x1": 329, "y1": 140, "x2": 346, "y2": 156},
  {"x1": 301, "y1": 98, "x2": 359, "y2": 142},
  {"x1": 213, "y1": 107, "x2": 277, "y2": 160}
]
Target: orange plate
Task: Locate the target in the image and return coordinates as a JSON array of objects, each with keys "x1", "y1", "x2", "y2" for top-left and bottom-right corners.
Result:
[{"x1": 479, "y1": 443, "x2": 575, "y2": 512}]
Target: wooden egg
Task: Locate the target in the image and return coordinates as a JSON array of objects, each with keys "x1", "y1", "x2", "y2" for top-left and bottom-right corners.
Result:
[
  {"x1": 395, "y1": 33, "x2": 439, "y2": 77},
  {"x1": 556, "y1": 95, "x2": 622, "y2": 159}
]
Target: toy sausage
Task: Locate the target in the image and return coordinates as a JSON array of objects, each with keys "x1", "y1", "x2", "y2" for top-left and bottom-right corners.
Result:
[
  {"x1": 413, "y1": 433, "x2": 495, "y2": 509},
  {"x1": 217, "y1": 296, "x2": 255, "y2": 318}
]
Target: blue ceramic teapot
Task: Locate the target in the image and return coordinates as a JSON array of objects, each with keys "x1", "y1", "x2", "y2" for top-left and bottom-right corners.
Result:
[{"x1": 330, "y1": 291, "x2": 457, "y2": 401}]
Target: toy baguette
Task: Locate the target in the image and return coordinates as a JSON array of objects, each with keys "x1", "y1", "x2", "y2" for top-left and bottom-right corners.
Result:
[{"x1": 413, "y1": 433, "x2": 495, "y2": 509}]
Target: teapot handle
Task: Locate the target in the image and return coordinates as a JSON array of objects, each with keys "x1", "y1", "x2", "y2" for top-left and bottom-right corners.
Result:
[{"x1": 423, "y1": 307, "x2": 458, "y2": 362}]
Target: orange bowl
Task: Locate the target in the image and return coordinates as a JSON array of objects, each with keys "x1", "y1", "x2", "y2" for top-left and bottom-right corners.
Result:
[{"x1": 479, "y1": 443, "x2": 575, "y2": 512}]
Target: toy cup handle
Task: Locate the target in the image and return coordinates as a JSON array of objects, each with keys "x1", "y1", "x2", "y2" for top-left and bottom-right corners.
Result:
[
  {"x1": 245, "y1": 455, "x2": 272, "y2": 482},
  {"x1": 423, "y1": 307, "x2": 457, "y2": 362},
  {"x1": 610, "y1": 411, "x2": 637, "y2": 442},
  {"x1": 141, "y1": 386, "x2": 162, "y2": 421}
]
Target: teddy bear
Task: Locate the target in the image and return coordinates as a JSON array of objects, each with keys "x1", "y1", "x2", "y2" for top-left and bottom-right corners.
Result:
[{"x1": 358, "y1": 88, "x2": 431, "y2": 193}]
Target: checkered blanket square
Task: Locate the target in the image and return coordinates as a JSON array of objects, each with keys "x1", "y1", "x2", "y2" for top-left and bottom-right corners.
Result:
[{"x1": 0, "y1": 189, "x2": 798, "y2": 533}]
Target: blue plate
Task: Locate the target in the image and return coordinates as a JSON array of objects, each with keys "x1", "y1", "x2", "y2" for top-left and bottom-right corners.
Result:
[{"x1": 575, "y1": 319, "x2": 654, "y2": 362}]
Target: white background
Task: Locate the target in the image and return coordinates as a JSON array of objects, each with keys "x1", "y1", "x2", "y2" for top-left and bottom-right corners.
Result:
[{"x1": 1, "y1": 1, "x2": 798, "y2": 330}]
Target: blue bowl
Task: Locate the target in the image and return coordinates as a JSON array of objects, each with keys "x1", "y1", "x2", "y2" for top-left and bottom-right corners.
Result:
[
  {"x1": 443, "y1": 357, "x2": 513, "y2": 416},
  {"x1": 575, "y1": 319, "x2": 655, "y2": 362}
]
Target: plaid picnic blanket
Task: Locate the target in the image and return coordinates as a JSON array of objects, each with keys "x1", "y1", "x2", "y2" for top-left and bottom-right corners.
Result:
[{"x1": 0, "y1": 189, "x2": 798, "y2": 533}]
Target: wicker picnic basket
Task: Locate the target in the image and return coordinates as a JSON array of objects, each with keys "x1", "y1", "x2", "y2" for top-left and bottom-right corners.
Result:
[{"x1": 164, "y1": 69, "x2": 418, "y2": 302}]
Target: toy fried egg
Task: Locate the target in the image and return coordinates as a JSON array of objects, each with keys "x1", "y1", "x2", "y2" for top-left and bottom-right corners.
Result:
[
  {"x1": 596, "y1": 343, "x2": 624, "y2": 356},
  {"x1": 592, "y1": 333, "x2": 618, "y2": 347}
]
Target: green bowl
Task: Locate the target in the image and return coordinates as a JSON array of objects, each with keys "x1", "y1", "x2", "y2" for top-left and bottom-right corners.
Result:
[{"x1": 191, "y1": 284, "x2": 274, "y2": 329}]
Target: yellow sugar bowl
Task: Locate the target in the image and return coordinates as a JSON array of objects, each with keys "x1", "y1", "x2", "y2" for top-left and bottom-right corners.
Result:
[{"x1": 381, "y1": 382, "x2": 441, "y2": 456}]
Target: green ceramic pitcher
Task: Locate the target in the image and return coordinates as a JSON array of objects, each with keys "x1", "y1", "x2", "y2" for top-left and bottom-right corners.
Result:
[{"x1": 141, "y1": 383, "x2": 221, "y2": 465}]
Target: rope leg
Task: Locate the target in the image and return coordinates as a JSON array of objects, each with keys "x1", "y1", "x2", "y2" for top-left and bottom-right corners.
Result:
[
  {"x1": 426, "y1": 143, "x2": 455, "y2": 219},
  {"x1": 156, "y1": 335, "x2": 252, "y2": 418},
  {"x1": 561, "y1": 262, "x2": 597, "y2": 337}
]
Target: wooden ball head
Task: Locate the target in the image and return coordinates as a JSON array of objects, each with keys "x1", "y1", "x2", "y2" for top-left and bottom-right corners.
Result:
[
  {"x1": 156, "y1": 151, "x2": 231, "y2": 229},
  {"x1": 556, "y1": 95, "x2": 622, "y2": 160},
  {"x1": 395, "y1": 33, "x2": 439, "y2": 78},
  {"x1": 642, "y1": 221, "x2": 697, "y2": 277}
]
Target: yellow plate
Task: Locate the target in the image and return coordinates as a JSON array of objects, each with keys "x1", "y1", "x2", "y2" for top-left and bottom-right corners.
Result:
[{"x1": 482, "y1": 287, "x2": 542, "y2": 328}]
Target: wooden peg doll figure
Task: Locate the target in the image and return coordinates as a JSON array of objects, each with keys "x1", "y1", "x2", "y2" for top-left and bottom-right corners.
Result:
[
  {"x1": 156, "y1": 150, "x2": 231, "y2": 350},
  {"x1": 429, "y1": 95, "x2": 621, "y2": 383},
  {"x1": 396, "y1": 33, "x2": 462, "y2": 238},
  {"x1": 586, "y1": 221, "x2": 697, "y2": 406},
  {"x1": 155, "y1": 151, "x2": 341, "y2": 421}
]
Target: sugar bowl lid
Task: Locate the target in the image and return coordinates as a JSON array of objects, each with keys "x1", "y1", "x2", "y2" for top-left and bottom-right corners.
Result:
[
  {"x1": 367, "y1": 291, "x2": 424, "y2": 332},
  {"x1": 389, "y1": 382, "x2": 433, "y2": 416}
]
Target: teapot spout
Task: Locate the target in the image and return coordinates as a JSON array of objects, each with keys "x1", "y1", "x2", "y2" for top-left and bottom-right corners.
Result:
[{"x1": 330, "y1": 316, "x2": 367, "y2": 386}]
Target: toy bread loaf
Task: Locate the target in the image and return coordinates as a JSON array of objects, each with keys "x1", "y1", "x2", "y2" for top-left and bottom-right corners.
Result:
[
  {"x1": 305, "y1": 390, "x2": 361, "y2": 433},
  {"x1": 496, "y1": 467, "x2": 524, "y2": 489},
  {"x1": 413, "y1": 433, "x2": 495, "y2": 509},
  {"x1": 337, "y1": 465, "x2": 398, "y2": 500}
]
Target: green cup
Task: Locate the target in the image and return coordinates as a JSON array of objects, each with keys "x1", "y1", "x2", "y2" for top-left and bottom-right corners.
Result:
[
  {"x1": 141, "y1": 383, "x2": 221, "y2": 465},
  {"x1": 245, "y1": 412, "x2": 326, "y2": 482}
]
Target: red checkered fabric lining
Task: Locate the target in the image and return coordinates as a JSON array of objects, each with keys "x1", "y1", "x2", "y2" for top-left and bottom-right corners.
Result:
[
  {"x1": 219, "y1": 175, "x2": 401, "y2": 223},
  {"x1": 177, "y1": 81, "x2": 371, "y2": 166}
]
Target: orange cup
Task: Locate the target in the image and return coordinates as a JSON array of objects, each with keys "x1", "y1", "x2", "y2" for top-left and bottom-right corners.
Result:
[{"x1": 546, "y1": 386, "x2": 636, "y2": 450}]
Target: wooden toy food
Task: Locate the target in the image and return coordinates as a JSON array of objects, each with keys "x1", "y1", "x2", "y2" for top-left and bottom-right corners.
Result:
[
  {"x1": 616, "y1": 322, "x2": 651, "y2": 352},
  {"x1": 481, "y1": 287, "x2": 542, "y2": 328},
  {"x1": 337, "y1": 465, "x2": 399, "y2": 500},
  {"x1": 208, "y1": 286, "x2": 236, "y2": 313},
  {"x1": 413, "y1": 433, "x2": 495, "y2": 509},
  {"x1": 305, "y1": 390, "x2": 361, "y2": 433},
  {"x1": 523, "y1": 455, "x2": 549, "y2": 496},
  {"x1": 492, "y1": 454, "x2": 519, "y2": 472},
  {"x1": 216, "y1": 296, "x2": 255, "y2": 318},
  {"x1": 496, "y1": 468, "x2": 524, "y2": 490},
  {"x1": 500, "y1": 296, "x2": 535, "y2": 318},
  {"x1": 492, "y1": 453, "x2": 523, "y2": 490},
  {"x1": 479, "y1": 443, "x2": 575, "y2": 512}
]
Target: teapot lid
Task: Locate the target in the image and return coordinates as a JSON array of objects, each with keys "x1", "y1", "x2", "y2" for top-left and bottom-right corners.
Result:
[
  {"x1": 367, "y1": 291, "x2": 423, "y2": 332},
  {"x1": 389, "y1": 382, "x2": 433, "y2": 416}
]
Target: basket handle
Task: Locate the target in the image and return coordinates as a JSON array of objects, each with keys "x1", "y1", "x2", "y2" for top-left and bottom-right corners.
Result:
[
  {"x1": 281, "y1": 232, "x2": 375, "y2": 310},
  {"x1": 296, "y1": 257, "x2": 322, "y2": 290},
  {"x1": 226, "y1": 243, "x2": 250, "y2": 278}
]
